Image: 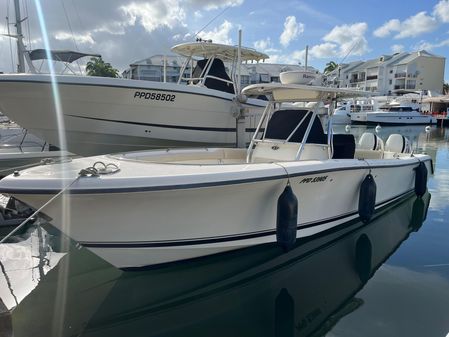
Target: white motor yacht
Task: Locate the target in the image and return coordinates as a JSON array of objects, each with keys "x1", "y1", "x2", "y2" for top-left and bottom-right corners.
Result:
[
  {"x1": 351, "y1": 102, "x2": 436, "y2": 125},
  {"x1": 0, "y1": 84, "x2": 432, "y2": 269},
  {"x1": 0, "y1": 41, "x2": 268, "y2": 156},
  {"x1": 332, "y1": 98, "x2": 377, "y2": 125}
]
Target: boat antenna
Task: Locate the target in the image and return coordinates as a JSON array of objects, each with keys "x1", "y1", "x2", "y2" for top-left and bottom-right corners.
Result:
[
  {"x1": 193, "y1": 5, "x2": 231, "y2": 39},
  {"x1": 338, "y1": 38, "x2": 361, "y2": 65},
  {"x1": 330, "y1": 38, "x2": 361, "y2": 89},
  {"x1": 5, "y1": 0, "x2": 16, "y2": 72},
  {"x1": 24, "y1": 0, "x2": 32, "y2": 49},
  {"x1": 59, "y1": 0, "x2": 83, "y2": 74}
]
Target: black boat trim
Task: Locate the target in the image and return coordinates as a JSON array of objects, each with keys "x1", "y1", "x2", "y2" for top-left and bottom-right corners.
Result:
[
  {"x1": 1, "y1": 158, "x2": 431, "y2": 195},
  {"x1": 66, "y1": 114, "x2": 259, "y2": 133}
]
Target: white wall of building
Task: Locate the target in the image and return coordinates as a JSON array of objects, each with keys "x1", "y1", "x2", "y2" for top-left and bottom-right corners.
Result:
[{"x1": 334, "y1": 51, "x2": 445, "y2": 95}]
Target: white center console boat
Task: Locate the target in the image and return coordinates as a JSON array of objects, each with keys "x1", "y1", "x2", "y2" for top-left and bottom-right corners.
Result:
[{"x1": 0, "y1": 84, "x2": 432, "y2": 269}]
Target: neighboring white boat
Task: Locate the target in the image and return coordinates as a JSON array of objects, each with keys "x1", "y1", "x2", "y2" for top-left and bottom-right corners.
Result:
[
  {"x1": 0, "y1": 85, "x2": 432, "y2": 269},
  {"x1": 0, "y1": 41, "x2": 268, "y2": 156},
  {"x1": 351, "y1": 102, "x2": 437, "y2": 125},
  {"x1": 0, "y1": 127, "x2": 73, "y2": 177},
  {"x1": 332, "y1": 98, "x2": 377, "y2": 125}
]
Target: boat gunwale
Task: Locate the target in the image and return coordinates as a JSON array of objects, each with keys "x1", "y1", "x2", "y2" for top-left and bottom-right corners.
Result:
[{"x1": 0, "y1": 156, "x2": 431, "y2": 195}]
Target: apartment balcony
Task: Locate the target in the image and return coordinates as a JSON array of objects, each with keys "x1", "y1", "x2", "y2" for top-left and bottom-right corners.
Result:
[
  {"x1": 394, "y1": 85, "x2": 405, "y2": 90},
  {"x1": 366, "y1": 75, "x2": 378, "y2": 81},
  {"x1": 394, "y1": 72, "x2": 407, "y2": 78},
  {"x1": 406, "y1": 84, "x2": 416, "y2": 89},
  {"x1": 349, "y1": 78, "x2": 365, "y2": 83}
]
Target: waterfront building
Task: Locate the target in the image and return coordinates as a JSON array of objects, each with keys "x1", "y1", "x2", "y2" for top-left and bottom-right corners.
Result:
[
  {"x1": 328, "y1": 50, "x2": 445, "y2": 95},
  {"x1": 122, "y1": 54, "x2": 319, "y2": 86}
]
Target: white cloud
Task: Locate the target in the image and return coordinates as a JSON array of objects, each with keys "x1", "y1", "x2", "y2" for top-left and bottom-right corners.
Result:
[
  {"x1": 434, "y1": 0, "x2": 449, "y2": 22},
  {"x1": 373, "y1": 19, "x2": 400, "y2": 38},
  {"x1": 92, "y1": 23, "x2": 127, "y2": 36},
  {"x1": 414, "y1": 38, "x2": 449, "y2": 51},
  {"x1": 308, "y1": 42, "x2": 338, "y2": 58},
  {"x1": 120, "y1": 1, "x2": 186, "y2": 33},
  {"x1": 272, "y1": 22, "x2": 368, "y2": 63},
  {"x1": 197, "y1": 20, "x2": 233, "y2": 45},
  {"x1": 323, "y1": 22, "x2": 369, "y2": 57},
  {"x1": 194, "y1": 10, "x2": 203, "y2": 19},
  {"x1": 391, "y1": 44, "x2": 404, "y2": 53},
  {"x1": 265, "y1": 44, "x2": 336, "y2": 66},
  {"x1": 54, "y1": 31, "x2": 95, "y2": 45},
  {"x1": 280, "y1": 16, "x2": 305, "y2": 47},
  {"x1": 397, "y1": 12, "x2": 438, "y2": 38},
  {"x1": 253, "y1": 37, "x2": 272, "y2": 51},
  {"x1": 374, "y1": 12, "x2": 438, "y2": 39},
  {"x1": 187, "y1": 0, "x2": 243, "y2": 10}
]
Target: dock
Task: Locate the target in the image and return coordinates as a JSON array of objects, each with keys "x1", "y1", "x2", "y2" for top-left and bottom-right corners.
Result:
[{"x1": 435, "y1": 114, "x2": 449, "y2": 127}]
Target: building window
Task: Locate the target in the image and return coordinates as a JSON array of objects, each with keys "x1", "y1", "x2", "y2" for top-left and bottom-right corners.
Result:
[
  {"x1": 389, "y1": 70, "x2": 393, "y2": 74},
  {"x1": 240, "y1": 75, "x2": 250, "y2": 85},
  {"x1": 260, "y1": 74, "x2": 269, "y2": 83},
  {"x1": 406, "y1": 80, "x2": 416, "y2": 89},
  {"x1": 389, "y1": 79, "x2": 392, "y2": 85}
]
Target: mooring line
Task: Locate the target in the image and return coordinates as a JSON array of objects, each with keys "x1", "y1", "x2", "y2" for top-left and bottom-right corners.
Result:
[{"x1": 0, "y1": 175, "x2": 81, "y2": 244}]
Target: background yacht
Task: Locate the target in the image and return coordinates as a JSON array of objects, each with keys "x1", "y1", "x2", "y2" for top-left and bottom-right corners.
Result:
[{"x1": 0, "y1": 41, "x2": 268, "y2": 156}]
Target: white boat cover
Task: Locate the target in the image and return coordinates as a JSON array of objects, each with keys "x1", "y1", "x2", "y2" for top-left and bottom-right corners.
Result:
[
  {"x1": 171, "y1": 42, "x2": 269, "y2": 62},
  {"x1": 242, "y1": 83, "x2": 374, "y2": 102}
]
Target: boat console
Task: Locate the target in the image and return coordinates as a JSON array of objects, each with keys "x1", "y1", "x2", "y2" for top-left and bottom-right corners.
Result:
[{"x1": 190, "y1": 58, "x2": 235, "y2": 94}]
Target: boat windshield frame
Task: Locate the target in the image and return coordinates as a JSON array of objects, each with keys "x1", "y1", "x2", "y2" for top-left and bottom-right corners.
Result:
[
  {"x1": 174, "y1": 41, "x2": 269, "y2": 93},
  {"x1": 245, "y1": 100, "x2": 329, "y2": 163},
  {"x1": 177, "y1": 55, "x2": 236, "y2": 93}
]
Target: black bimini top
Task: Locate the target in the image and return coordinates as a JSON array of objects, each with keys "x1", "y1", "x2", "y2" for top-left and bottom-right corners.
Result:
[
  {"x1": 28, "y1": 49, "x2": 101, "y2": 63},
  {"x1": 192, "y1": 58, "x2": 235, "y2": 94}
]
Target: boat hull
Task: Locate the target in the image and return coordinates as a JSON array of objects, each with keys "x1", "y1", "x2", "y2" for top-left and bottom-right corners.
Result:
[
  {"x1": 0, "y1": 74, "x2": 265, "y2": 156},
  {"x1": 0, "y1": 155, "x2": 431, "y2": 269},
  {"x1": 351, "y1": 111, "x2": 437, "y2": 125}
]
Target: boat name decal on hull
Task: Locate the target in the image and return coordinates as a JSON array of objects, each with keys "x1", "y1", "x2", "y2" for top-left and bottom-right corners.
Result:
[
  {"x1": 134, "y1": 91, "x2": 176, "y2": 102},
  {"x1": 299, "y1": 176, "x2": 328, "y2": 184}
]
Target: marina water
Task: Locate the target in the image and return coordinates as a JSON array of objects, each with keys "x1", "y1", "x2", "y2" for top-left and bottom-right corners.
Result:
[{"x1": 1, "y1": 125, "x2": 449, "y2": 337}]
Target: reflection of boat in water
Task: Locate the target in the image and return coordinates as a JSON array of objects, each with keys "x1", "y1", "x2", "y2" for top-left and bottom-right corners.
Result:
[
  {"x1": 0, "y1": 193, "x2": 431, "y2": 336},
  {"x1": 0, "y1": 224, "x2": 122, "y2": 337}
]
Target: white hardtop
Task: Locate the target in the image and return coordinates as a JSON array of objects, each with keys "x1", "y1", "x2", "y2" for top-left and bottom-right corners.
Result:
[
  {"x1": 171, "y1": 41, "x2": 269, "y2": 62},
  {"x1": 242, "y1": 83, "x2": 374, "y2": 102}
]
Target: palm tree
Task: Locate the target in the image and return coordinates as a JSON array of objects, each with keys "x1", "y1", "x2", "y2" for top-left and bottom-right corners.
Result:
[
  {"x1": 324, "y1": 61, "x2": 338, "y2": 74},
  {"x1": 86, "y1": 57, "x2": 119, "y2": 78},
  {"x1": 443, "y1": 82, "x2": 449, "y2": 95}
]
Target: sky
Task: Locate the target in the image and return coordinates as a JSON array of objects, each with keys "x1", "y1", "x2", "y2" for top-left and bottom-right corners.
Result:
[{"x1": 1, "y1": 0, "x2": 449, "y2": 81}]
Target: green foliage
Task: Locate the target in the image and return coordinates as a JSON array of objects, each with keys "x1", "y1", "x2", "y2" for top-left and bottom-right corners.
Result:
[
  {"x1": 324, "y1": 61, "x2": 338, "y2": 74},
  {"x1": 86, "y1": 57, "x2": 119, "y2": 78},
  {"x1": 443, "y1": 82, "x2": 449, "y2": 94}
]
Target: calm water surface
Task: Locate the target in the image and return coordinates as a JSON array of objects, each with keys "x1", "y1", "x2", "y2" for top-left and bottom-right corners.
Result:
[{"x1": 1, "y1": 125, "x2": 449, "y2": 337}]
